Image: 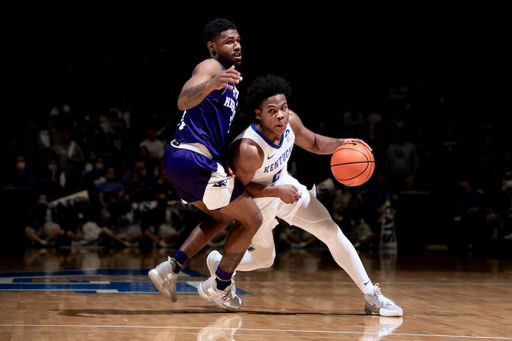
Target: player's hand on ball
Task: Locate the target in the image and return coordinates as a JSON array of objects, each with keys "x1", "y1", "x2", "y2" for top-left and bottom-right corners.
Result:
[
  {"x1": 342, "y1": 139, "x2": 372, "y2": 151},
  {"x1": 279, "y1": 185, "x2": 302, "y2": 204}
]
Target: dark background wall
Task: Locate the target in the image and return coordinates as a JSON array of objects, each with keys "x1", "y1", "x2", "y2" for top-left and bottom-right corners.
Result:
[{"x1": 0, "y1": 6, "x2": 510, "y2": 256}]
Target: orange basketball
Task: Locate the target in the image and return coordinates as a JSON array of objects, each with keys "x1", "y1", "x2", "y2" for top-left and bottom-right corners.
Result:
[{"x1": 330, "y1": 142, "x2": 375, "y2": 186}]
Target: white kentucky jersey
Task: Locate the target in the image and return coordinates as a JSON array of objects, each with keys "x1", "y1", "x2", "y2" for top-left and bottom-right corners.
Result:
[
  {"x1": 232, "y1": 122, "x2": 314, "y2": 249},
  {"x1": 232, "y1": 122, "x2": 295, "y2": 186}
]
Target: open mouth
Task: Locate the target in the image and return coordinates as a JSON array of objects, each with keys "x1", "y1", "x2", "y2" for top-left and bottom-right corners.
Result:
[{"x1": 233, "y1": 53, "x2": 242, "y2": 61}]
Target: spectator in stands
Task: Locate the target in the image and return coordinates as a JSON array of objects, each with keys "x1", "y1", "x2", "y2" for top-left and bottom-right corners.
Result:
[
  {"x1": 32, "y1": 163, "x2": 65, "y2": 202},
  {"x1": 101, "y1": 193, "x2": 141, "y2": 247},
  {"x1": 474, "y1": 137, "x2": 502, "y2": 193},
  {"x1": 101, "y1": 132, "x2": 124, "y2": 169},
  {"x1": 46, "y1": 128, "x2": 85, "y2": 190},
  {"x1": 14, "y1": 122, "x2": 39, "y2": 169},
  {"x1": 139, "y1": 127, "x2": 164, "y2": 162},
  {"x1": 75, "y1": 120, "x2": 97, "y2": 161},
  {"x1": 363, "y1": 172, "x2": 401, "y2": 232},
  {"x1": 451, "y1": 177, "x2": 494, "y2": 254},
  {"x1": 435, "y1": 121, "x2": 463, "y2": 186},
  {"x1": 46, "y1": 157, "x2": 66, "y2": 190},
  {"x1": 343, "y1": 110, "x2": 366, "y2": 138},
  {"x1": 489, "y1": 169, "x2": 512, "y2": 241},
  {"x1": 385, "y1": 128, "x2": 419, "y2": 191},
  {"x1": 142, "y1": 192, "x2": 183, "y2": 248},
  {"x1": 136, "y1": 145, "x2": 158, "y2": 180},
  {"x1": 84, "y1": 156, "x2": 105, "y2": 189},
  {"x1": 2, "y1": 155, "x2": 35, "y2": 188},
  {"x1": 36, "y1": 117, "x2": 59, "y2": 154},
  {"x1": 366, "y1": 111, "x2": 382, "y2": 143},
  {"x1": 346, "y1": 197, "x2": 377, "y2": 249},
  {"x1": 152, "y1": 166, "x2": 180, "y2": 201},
  {"x1": 24, "y1": 194, "x2": 63, "y2": 247},
  {"x1": 121, "y1": 160, "x2": 153, "y2": 202},
  {"x1": 49, "y1": 98, "x2": 71, "y2": 119},
  {"x1": 86, "y1": 110, "x2": 106, "y2": 154},
  {"x1": 97, "y1": 167, "x2": 124, "y2": 212},
  {"x1": 65, "y1": 197, "x2": 103, "y2": 246},
  {"x1": 156, "y1": 118, "x2": 176, "y2": 146}
]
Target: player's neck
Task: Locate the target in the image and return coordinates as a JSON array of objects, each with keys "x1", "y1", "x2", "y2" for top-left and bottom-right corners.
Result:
[{"x1": 255, "y1": 123, "x2": 281, "y2": 145}]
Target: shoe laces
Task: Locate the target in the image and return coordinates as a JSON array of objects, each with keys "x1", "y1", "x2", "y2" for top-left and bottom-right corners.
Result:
[
  {"x1": 220, "y1": 283, "x2": 236, "y2": 302},
  {"x1": 373, "y1": 283, "x2": 394, "y2": 306}
]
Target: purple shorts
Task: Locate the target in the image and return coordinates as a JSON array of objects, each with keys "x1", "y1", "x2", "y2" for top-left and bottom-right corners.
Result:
[{"x1": 163, "y1": 145, "x2": 244, "y2": 210}]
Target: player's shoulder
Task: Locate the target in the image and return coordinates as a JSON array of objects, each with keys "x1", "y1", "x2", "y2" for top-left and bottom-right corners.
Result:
[
  {"x1": 193, "y1": 59, "x2": 223, "y2": 76},
  {"x1": 232, "y1": 137, "x2": 263, "y2": 159}
]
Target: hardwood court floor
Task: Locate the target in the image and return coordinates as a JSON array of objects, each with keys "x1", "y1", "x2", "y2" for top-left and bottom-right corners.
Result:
[{"x1": 1, "y1": 246, "x2": 512, "y2": 340}]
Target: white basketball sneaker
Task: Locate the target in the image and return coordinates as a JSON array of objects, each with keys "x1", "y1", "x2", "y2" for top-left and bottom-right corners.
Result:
[
  {"x1": 206, "y1": 250, "x2": 223, "y2": 276},
  {"x1": 363, "y1": 283, "x2": 403, "y2": 317},
  {"x1": 198, "y1": 250, "x2": 242, "y2": 312},
  {"x1": 148, "y1": 257, "x2": 178, "y2": 302}
]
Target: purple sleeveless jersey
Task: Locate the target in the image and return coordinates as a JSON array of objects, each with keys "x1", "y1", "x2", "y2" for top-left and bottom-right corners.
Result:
[{"x1": 174, "y1": 62, "x2": 239, "y2": 160}]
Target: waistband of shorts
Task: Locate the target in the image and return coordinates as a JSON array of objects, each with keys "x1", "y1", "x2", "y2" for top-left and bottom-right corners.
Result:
[{"x1": 171, "y1": 140, "x2": 213, "y2": 160}]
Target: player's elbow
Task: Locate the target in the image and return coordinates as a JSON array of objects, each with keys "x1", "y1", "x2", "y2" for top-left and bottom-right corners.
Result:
[{"x1": 177, "y1": 99, "x2": 187, "y2": 111}]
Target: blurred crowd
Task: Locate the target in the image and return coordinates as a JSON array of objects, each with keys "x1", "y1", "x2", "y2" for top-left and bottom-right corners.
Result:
[{"x1": 0, "y1": 77, "x2": 511, "y2": 257}]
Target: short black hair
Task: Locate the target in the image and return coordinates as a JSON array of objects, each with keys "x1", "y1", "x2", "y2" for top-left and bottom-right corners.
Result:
[
  {"x1": 244, "y1": 74, "x2": 292, "y2": 113},
  {"x1": 203, "y1": 18, "x2": 237, "y2": 45}
]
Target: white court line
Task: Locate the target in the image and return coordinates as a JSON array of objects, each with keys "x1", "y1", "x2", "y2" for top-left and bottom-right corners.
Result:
[{"x1": 2, "y1": 324, "x2": 512, "y2": 340}]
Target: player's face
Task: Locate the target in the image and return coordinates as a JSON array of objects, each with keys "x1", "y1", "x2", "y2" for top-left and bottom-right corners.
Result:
[
  {"x1": 255, "y1": 94, "x2": 289, "y2": 142},
  {"x1": 210, "y1": 29, "x2": 242, "y2": 69}
]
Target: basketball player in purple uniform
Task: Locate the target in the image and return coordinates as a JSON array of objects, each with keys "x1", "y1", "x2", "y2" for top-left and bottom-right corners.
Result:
[
  {"x1": 205, "y1": 74, "x2": 402, "y2": 316},
  {"x1": 148, "y1": 18, "x2": 262, "y2": 312}
]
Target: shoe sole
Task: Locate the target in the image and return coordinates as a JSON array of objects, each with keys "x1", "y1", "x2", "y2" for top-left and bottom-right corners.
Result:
[
  {"x1": 365, "y1": 305, "x2": 403, "y2": 317},
  {"x1": 148, "y1": 269, "x2": 177, "y2": 303}
]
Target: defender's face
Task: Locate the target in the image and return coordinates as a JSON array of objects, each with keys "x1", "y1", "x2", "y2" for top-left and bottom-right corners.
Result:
[
  {"x1": 209, "y1": 29, "x2": 242, "y2": 68},
  {"x1": 255, "y1": 94, "x2": 289, "y2": 142}
]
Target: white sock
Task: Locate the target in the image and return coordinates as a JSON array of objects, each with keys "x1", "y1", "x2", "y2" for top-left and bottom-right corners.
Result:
[{"x1": 362, "y1": 281, "x2": 374, "y2": 295}]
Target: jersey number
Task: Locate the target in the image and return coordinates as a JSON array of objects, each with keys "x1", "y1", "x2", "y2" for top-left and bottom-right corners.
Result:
[{"x1": 272, "y1": 169, "x2": 282, "y2": 183}]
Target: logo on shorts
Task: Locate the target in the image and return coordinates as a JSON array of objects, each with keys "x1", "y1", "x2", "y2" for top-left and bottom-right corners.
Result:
[{"x1": 213, "y1": 180, "x2": 228, "y2": 188}]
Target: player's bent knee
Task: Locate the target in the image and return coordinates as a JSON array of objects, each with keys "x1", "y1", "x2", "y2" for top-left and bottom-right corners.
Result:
[{"x1": 311, "y1": 221, "x2": 341, "y2": 243}]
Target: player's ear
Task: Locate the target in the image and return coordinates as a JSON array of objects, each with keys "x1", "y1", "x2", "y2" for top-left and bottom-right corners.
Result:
[
  {"x1": 207, "y1": 41, "x2": 215, "y2": 55},
  {"x1": 255, "y1": 109, "x2": 261, "y2": 121}
]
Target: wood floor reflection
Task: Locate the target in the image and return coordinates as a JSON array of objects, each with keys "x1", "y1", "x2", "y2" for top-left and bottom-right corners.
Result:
[{"x1": 1, "y1": 247, "x2": 512, "y2": 340}]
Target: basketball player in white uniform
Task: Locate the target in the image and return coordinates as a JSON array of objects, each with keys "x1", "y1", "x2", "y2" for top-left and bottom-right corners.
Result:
[{"x1": 205, "y1": 75, "x2": 403, "y2": 316}]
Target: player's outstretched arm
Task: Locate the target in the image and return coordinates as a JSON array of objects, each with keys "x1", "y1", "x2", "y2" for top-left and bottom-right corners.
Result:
[
  {"x1": 290, "y1": 110, "x2": 371, "y2": 154},
  {"x1": 177, "y1": 62, "x2": 242, "y2": 111}
]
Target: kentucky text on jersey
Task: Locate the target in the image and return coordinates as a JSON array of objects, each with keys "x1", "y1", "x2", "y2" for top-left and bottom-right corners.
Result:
[{"x1": 264, "y1": 145, "x2": 293, "y2": 173}]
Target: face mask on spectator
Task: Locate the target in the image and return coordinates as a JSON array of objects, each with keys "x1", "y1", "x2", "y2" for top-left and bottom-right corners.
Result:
[
  {"x1": 17, "y1": 162, "x2": 26, "y2": 170},
  {"x1": 96, "y1": 163, "x2": 104, "y2": 170},
  {"x1": 48, "y1": 164, "x2": 57, "y2": 171}
]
